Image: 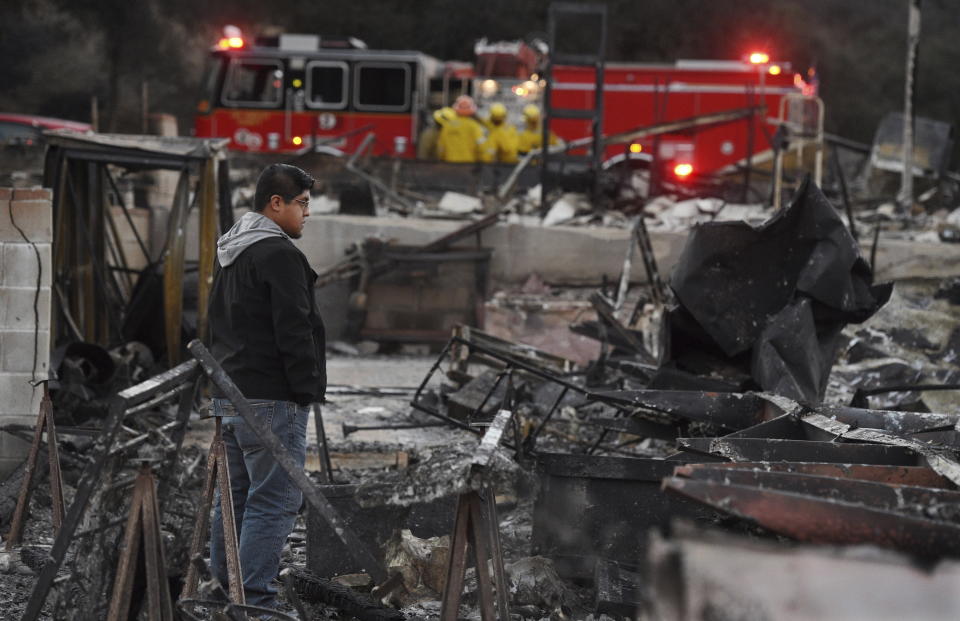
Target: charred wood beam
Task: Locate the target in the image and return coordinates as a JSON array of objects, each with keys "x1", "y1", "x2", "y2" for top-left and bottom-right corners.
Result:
[{"x1": 285, "y1": 566, "x2": 404, "y2": 621}]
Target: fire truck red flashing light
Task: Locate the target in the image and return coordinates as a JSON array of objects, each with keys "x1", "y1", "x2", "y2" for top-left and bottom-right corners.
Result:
[
  {"x1": 673, "y1": 163, "x2": 694, "y2": 178},
  {"x1": 216, "y1": 26, "x2": 245, "y2": 50},
  {"x1": 194, "y1": 31, "x2": 807, "y2": 179}
]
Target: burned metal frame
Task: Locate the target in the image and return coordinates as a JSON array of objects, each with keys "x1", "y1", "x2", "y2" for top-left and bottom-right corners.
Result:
[
  {"x1": 411, "y1": 335, "x2": 662, "y2": 454},
  {"x1": 674, "y1": 461, "x2": 955, "y2": 488},
  {"x1": 43, "y1": 134, "x2": 223, "y2": 361},
  {"x1": 662, "y1": 474, "x2": 960, "y2": 558},
  {"x1": 22, "y1": 359, "x2": 201, "y2": 621}
]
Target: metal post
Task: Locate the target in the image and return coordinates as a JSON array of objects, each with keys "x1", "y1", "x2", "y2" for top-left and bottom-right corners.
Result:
[
  {"x1": 141, "y1": 81, "x2": 149, "y2": 134},
  {"x1": 90, "y1": 95, "x2": 99, "y2": 133},
  {"x1": 898, "y1": 0, "x2": 922, "y2": 212}
]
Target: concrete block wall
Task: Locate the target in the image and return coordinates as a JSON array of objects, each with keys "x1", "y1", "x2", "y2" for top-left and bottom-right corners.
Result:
[
  {"x1": 0, "y1": 187, "x2": 52, "y2": 476},
  {"x1": 292, "y1": 214, "x2": 691, "y2": 286}
]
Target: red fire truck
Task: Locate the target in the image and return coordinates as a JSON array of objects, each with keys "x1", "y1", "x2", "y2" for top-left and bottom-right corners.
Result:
[
  {"x1": 194, "y1": 27, "x2": 810, "y2": 180},
  {"x1": 547, "y1": 58, "x2": 803, "y2": 179},
  {"x1": 194, "y1": 28, "x2": 452, "y2": 157}
]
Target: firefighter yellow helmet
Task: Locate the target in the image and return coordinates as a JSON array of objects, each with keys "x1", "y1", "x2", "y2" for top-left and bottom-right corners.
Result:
[
  {"x1": 433, "y1": 107, "x2": 456, "y2": 125},
  {"x1": 522, "y1": 104, "x2": 541, "y2": 122},
  {"x1": 489, "y1": 103, "x2": 508, "y2": 121}
]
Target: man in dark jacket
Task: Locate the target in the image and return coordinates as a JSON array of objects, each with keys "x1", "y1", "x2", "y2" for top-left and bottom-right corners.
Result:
[{"x1": 208, "y1": 163, "x2": 326, "y2": 611}]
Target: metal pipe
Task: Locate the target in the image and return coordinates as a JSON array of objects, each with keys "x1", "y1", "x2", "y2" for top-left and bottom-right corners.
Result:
[{"x1": 342, "y1": 421, "x2": 447, "y2": 436}]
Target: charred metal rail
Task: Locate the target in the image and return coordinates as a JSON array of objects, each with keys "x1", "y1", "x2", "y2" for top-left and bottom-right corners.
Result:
[
  {"x1": 674, "y1": 461, "x2": 954, "y2": 489},
  {"x1": 663, "y1": 475, "x2": 960, "y2": 557},
  {"x1": 188, "y1": 340, "x2": 388, "y2": 584},
  {"x1": 675, "y1": 465, "x2": 960, "y2": 514},
  {"x1": 342, "y1": 421, "x2": 447, "y2": 436},
  {"x1": 676, "y1": 437, "x2": 922, "y2": 465},
  {"x1": 413, "y1": 335, "x2": 666, "y2": 455},
  {"x1": 22, "y1": 359, "x2": 201, "y2": 621}
]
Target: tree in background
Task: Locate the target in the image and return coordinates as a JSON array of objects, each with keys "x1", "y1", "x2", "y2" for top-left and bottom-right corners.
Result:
[{"x1": 1, "y1": 0, "x2": 957, "y2": 165}]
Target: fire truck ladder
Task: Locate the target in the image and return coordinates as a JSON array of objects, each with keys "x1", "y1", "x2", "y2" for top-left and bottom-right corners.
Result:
[{"x1": 540, "y1": 2, "x2": 607, "y2": 216}]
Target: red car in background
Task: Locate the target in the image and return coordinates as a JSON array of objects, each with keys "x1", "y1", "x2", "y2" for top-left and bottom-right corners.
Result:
[{"x1": 0, "y1": 113, "x2": 92, "y2": 147}]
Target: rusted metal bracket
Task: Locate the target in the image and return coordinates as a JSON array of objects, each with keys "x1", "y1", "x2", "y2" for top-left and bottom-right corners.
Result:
[
  {"x1": 179, "y1": 416, "x2": 245, "y2": 605},
  {"x1": 106, "y1": 464, "x2": 174, "y2": 621},
  {"x1": 188, "y1": 339, "x2": 388, "y2": 584},
  {"x1": 5, "y1": 384, "x2": 65, "y2": 549},
  {"x1": 441, "y1": 406, "x2": 513, "y2": 621}
]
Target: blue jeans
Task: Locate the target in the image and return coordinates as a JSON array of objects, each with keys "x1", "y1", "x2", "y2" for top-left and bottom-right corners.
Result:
[{"x1": 209, "y1": 398, "x2": 309, "y2": 609}]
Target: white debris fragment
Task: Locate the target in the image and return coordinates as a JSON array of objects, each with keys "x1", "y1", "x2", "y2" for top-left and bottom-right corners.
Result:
[
  {"x1": 438, "y1": 191, "x2": 482, "y2": 214},
  {"x1": 946, "y1": 206, "x2": 960, "y2": 227},
  {"x1": 542, "y1": 196, "x2": 577, "y2": 226},
  {"x1": 309, "y1": 192, "x2": 341, "y2": 214}
]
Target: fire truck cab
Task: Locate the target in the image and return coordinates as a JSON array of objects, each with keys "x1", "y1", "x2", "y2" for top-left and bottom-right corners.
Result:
[
  {"x1": 194, "y1": 30, "x2": 445, "y2": 156},
  {"x1": 195, "y1": 28, "x2": 810, "y2": 187}
]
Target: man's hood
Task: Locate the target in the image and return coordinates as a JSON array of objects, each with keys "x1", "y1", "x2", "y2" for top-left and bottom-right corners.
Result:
[{"x1": 217, "y1": 211, "x2": 289, "y2": 267}]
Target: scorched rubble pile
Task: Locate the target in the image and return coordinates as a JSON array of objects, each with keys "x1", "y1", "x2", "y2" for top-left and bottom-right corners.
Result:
[{"x1": 4, "y1": 178, "x2": 960, "y2": 620}]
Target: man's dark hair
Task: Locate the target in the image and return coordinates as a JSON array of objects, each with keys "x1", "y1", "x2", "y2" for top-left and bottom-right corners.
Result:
[{"x1": 253, "y1": 164, "x2": 315, "y2": 212}]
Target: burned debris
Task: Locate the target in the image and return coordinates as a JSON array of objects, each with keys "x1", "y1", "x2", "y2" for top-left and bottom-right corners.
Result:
[
  {"x1": 5, "y1": 146, "x2": 960, "y2": 620},
  {"x1": 6, "y1": 4, "x2": 960, "y2": 620}
]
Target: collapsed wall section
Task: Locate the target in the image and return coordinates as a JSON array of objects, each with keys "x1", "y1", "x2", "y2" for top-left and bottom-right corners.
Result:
[{"x1": 0, "y1": 187, "x2": 52, "y2": 476}]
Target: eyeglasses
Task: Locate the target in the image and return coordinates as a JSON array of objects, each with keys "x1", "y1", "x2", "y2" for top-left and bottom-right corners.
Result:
[{"x1": 293, "y1": 197, "x2": 309, "y2": 209}]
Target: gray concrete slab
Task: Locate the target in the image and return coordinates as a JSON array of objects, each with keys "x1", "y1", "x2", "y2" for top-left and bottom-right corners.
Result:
[{"x1": 292, "y1": 214, "x2": 960, "y2": 286}]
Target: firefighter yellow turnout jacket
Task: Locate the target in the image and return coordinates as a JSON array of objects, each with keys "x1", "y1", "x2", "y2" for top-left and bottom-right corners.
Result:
[
  {"x1": 518, "y1": 124, "x2": 560, "y2": 154},
  {"x1": 438, "y1": 117, "x2": 486, "y2": 163},
  {"x1": 480, "y1": 122, "x2": 519, "y2": 164}
]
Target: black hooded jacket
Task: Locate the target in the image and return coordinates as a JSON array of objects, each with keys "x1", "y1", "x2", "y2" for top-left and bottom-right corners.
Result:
[{"x1": 209, "y1": 236, "x2": 326, "y2": 406}]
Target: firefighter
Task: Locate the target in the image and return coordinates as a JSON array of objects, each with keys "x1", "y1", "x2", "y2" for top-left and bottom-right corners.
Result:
[
  {"x1": 438, "y1": 95, "x2": 486, "y2": 163},
  {"x1": 517, "y1": 104, "x2": 561, "y2": 154},
  {"x1": 418, "y1": 107, "x2": 455, "y2": 160},
  {"x1": 480, "y1": 103, "x2": 519, "y2": 164}
]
